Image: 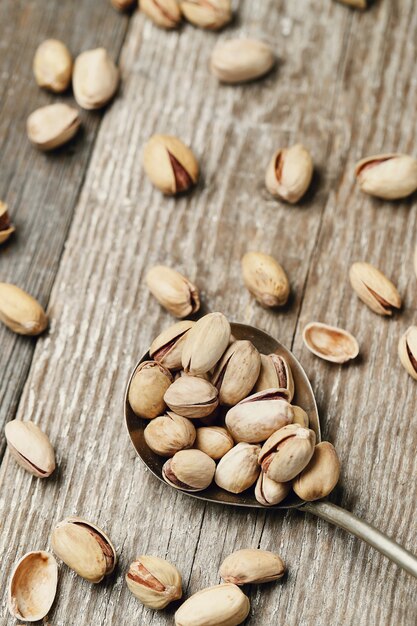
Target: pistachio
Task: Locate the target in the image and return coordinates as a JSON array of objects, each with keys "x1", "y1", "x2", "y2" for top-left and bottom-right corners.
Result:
[
  {"x1": 143, "y1": 134, "x2": 199, "y2": 195},
  {"x1": 128, "y1": 361, "x2": 173, "y2": 419},
  {"x1": 225, "y1": 389, "x2": 293, "y2": 444},
  {"x1": 51, "y1": 517, "x2": 116, "y2": 583},
  {"x1": 255, "y1": 472, "x2": 290, "y2": 506},
  {"x1": 126, "y1": 555, "x2": 182, "y2": 609},
  {"x1": 175, "y1": 584, "x2": 249, "y2": 626},
  {"x1": 27, "y1": 103, "x2": 80, "y2": 151},
  {"x1": 144, "y1": 412, "x2": 196, "y2": 456},
  {"x1": 259, "y1": 424, "x2": 316, "y2": 483},
  {"x1": 265, "y1": 144, "x2": 313, "y2": 203},
  {"x1": 355, "y1": 153, "x2": 417, "y2": 199},
  {"x1": 215, "y1": 442, "x2": 261, "y2": 494},
  {"x1": 210, "y1": 38, "x2": 275, "y2": 84},
  {"x1": 146, "y1": 266, "x2": 200, "y2": 318},
  {"x1": 140, "y1": 0, "x2": 182, "y2": 28},
  {"x1": 182, "y1": 312, "x2": 231, "y2": 374},
  {"x1": 349, "y1": 262, "x2": 401, "y2": 316},
  {"x1": 73, "y1": 48, "x2": 119, "y2": 110},
  {"x1": 293, "y1": 441, "x2": 340, "y2": 501},
  {"x1": 5, "y1": 420, "x2": 55, "y2": 478},
  {"x1": 336, "y1": 0, "x2": 367, "y2": 7},
  {"x1": 241, "y1": 252, "x2": 289, "y2": 308},
  {"x1": 112, "y1": 0, "x2": 136, "y2": 9},
  {"x1": 150, "y1": 320, "x2": 195, "y2": 369},
  {"x1": 398, "y1": 326, "x2": 417, "y2": 381},
  {"x1": 0, "y1": 201, "x2": 15, "y2": 245},
  {"x1": 212, "y1": 340, "x2": 261, "y2": 405},
  {"x1": 302, "y1": 322, "x2": 359, "y2": 364},
  {"x1": 33, "y1": 39, "x2": 72, "y2": 93},
  {"x1": 220, "y1": 549, "x2": 285, "y2": 585},
  {"x1": 163, "y1": 449, "x2": 216, "y2": 491},
  {"x1": 195, "y1": 426, "x2": 234, "y2": 460},
  {"x1": 292, "y1": 405, "x2": 309, "y2": 428},
  {"x1": 0, "y1": 283, "x2": 48, "y2": 335},
  {"x1": 254, "y1": 353, "x2": 294, "y2": 401},
  {"x1": 180, "y1": 0, "x2": 232, "y2": 30},
  {"x1": 164, "y1": 375, "x2": 219, "y2": 418},
  {"x1": 8, "y1": 551, "x2": 58, "y2": 622}
]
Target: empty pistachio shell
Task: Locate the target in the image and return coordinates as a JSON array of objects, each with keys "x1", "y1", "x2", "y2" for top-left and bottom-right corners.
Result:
[
  {"x1": 73, "y1": 48, "x2": 119, "y2": 110},
  {"x1": 8, "y1": 551, "x2": 58, "y2": 622},
  {"x1": 355, "y1": 153, "x2": 417, "y2": 199},
  {"x1": 5, "y1": 420, "x2": 55, "y2": 478},
  {"x1": 302, "y1": 322, "x2": 359, "y2": 364},
  {"x1": 349, "y1": 262, "x2": 401, "y2": 316},
  {"x1": 27, "y1": 103, "x2": 80, "y2": 151},
  {"x1": 0, "y1": 201, "x2": 15, "y2": 245},
  {"x1": 259, "y1": 424, "x2": 316, "y2": 483},
  {"x1": 140, "y1": 0, "x2": 182, "y2": 28},
  {"x1": 51, "y1": 517, "x2": 116, "y2": 583},
  {"x1": 212, "y1": 340, "x2": 261, "y2": 405},
  {"x1": 129, "y1": 361, "x2": 173, "y2": 418},
  {"x1": 163, "y1": 449, "x2": 216, "y2": 491},
  {"x1": 182, "y1": 312, "x2": 231, "y2": 374},
  {"x1": 126, "y1": 555, "x2": 182, "y2": 609},
  {"x1": 0, "y1": 283, "x2": 48, "y2": 335},
  {"x1": 144, "y1": 412, "x2": 196, "y2": 456},
  {"x1": 150, "y1": 320, "x2": 195, "y2": 369},
  {"x1": 292, "y1": 405, "x2": 309, "y2": 428},
  {"x1": 210, "y1": 38, "x2": 275, "y2": 84},
  {"x1": 215, "y1": 442, "x2": 261, "y2": 494},
  {"x1": 220, "y1": 549, "x2": 285, "y2": 585},
  {"x1": 195, "y1": 426, "x2": 234, "y2": 460},
  {"x1": 241, "y1": 252, "x2": 290, "y2": 308},
  {"x1": 146, "y1": 266, "x2": 200, "y2": 318},
  {"x1": 398, "y1": 326, "x2": 417, "y2": 381},
  {"x1": 293, "y1": 441, "x2": 340, "y2": 501},
  {"x1": 254, "y1": 353, "x2": 294, "y2": 401},
  {"x1": 265, "y1": 144, "x2": 313, "y2": 203},
  {"x1": 143, "y1": 135, "x2": 199, "y2": 195},
  {"x1": 164, "y1": 375, "x2": 219, "y2": 418},
  {"x1": 255, "y1": 472, "x2": 290, "y2": 506},
  {"x1": 175, "y1": 583, "x2": 250, "y2": 626},
  {"x1": 180, "y1": 0, "x2": 232, "y2": 30},
  {"x1": 33, "y1": 39, "x2": 72, "y2": 93}
]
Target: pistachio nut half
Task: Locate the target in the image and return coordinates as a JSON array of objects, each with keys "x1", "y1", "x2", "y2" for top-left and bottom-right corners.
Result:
[
  {"x1": 292, "y1": 405, "x2": 309, "y2": 428},
  {"x1": 5, "y1": 420, "x2": 55, "y2": 478},
  {"x1": 140, "y1": 0, "x2": 182, "y2": 28},
  {"x1": 0, "y1": 202, "x2": 15, "y2": 245},
  {"x1": 73, "y1": 48, "x2": 119, "y2": 110},
  {"x1": 126, "y1": 555, "x2": 182, "y2": 609},
  {"x1": 0, "y1": 283, "x2": 48, "y2": 335},
  {"x1": 180, "y1": 0, "x2": 232, "y2": 30},
  {"x1": 398, "y1": 326, "x2": 417, "y2": 381},
  {"x1": 220, "y1": 548, "x2": 285, "y2": 585},
  {"x1": 182, "y1": 312, "x2": 231, "y2": 374},
  {"x1": 27, "y1": 103, "x2": 80, "y2": 151},
  {"x1": 302, "y1": 322, "x2": 359, "y2": 364},
  {"x1": 51, "y1": 517, "x2": 116, "y2": 583},
  {"x1": 175, "y1": 583, "x2": 250, "y2": 626},
  {"x1": 259, "y1": 424, "x2": 316, "y2": 483},
  {"x1": 146, "y1": 266, "x2": 200, "y2": 318},
  {"x1": 162, "y1": 449, "x2": 216, "y2": 492},
  {"x1": 144, "y1": 412, "x2": 196, "y2": 456},
  {"x1": 349, "y1": 262, "x2": 401, "y2": 316},
  {"x1": 241, "y1": 251, "x2": 290, "y2": 308},
  {"x1": 164, "y1": 375, "x2": 219, "y2": 418},
  {"x1": 128, "y1": 361, "x2": 173, "y2": 419},
  {"x1": 8, "y1": 551, "x2": 58, "y2": 622},
  {"x1": 150, "y1": 320, "x2": 195, "y2": 369},
  {"x1": 225, "y1": 389, "x2": 293, "y2": 444},
  {"x1": 212, "y1": 340, "x2": 261, "y2": 405},
  {"x1": 355, "y1": 153, "x2": 417, "y2": 199},
  {"x1": 254, "y1": 353, "x2": 294, "y2": 401},
  {"x1": 210, "y1": 38, "x2": 275, "y2": 84},
  {"x1": 143, "y1": 134, "x2": 199, "y2": 195},
  {"x1": 293, "y1": 441, "x2": 340, "y2": 501},
  {"x1": 265, "y1": 144, "x2": 313, "y2": 203},
  {"x1": 195, "y1": 426, "x2": 234, "y2": 460},
  {"x1": 215, "y1": 442, "x2": 261, "y2": 494},
  {"x1": 33, "y1": 39, "x2": 73, "y2": 93},
  {"x1": 255, "y1": 472, "x2": 290, "y2": 506}
]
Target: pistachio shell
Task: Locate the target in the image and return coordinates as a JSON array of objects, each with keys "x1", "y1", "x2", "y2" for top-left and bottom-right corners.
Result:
[
  {"x1": 126, "y1": 555, "x2": 182, "y2": 609},
  {"x1": 144, "y1": 412, "x2": 196, "y2": 456},
  {"x1": 398, "y1": 326, "x2": 417, "y2": 381},
  {"x1": 140, "y1": 0, "x2": 182, "y2": 28},
  {"x1": 355, "y1": 153, "x2": 417, "y2": 199},
  {"x1": 215, "y1": 442, "x2": 261, "y2": 494},
  {"x1": 5, "y1": 420, "x2": 55, "y2": 478},
  {"x1": 128, "y1": 361, "x2": 173, "y2": 418},
  {"x1": 143, "y1": 135, "x2": 199, "y2": 195},
  {"x1": 254, "y1": 353, "x2": 294, "y2": 400},
  {"x1": 293, "y1": 441, "x2": 340, "y2": 501},
  {"x1": 349, "y1": 262, "x2": 401, "y2": 316},
  {"x1": 150, "y1": 320, "x2": 195, "y2": 369},
  {"x1": 210, "y1": 38, "x2": 275, "y2": 84},
  {"x1": 163, "y1": 449, "x2": 216, "y2": 491},
  {"x1": 164, "y1": 375, "x2": 219, "y2": 418},
  {"x1": 265, "y1": 144, "x2": 313, "y2": 203},
  {"x1": 220, "y1": 549, "x2": 285, "y2": 585},
  {"x1": 180, "y1": 0, "x2": 232, "y2": 30},
  {"x1": 302, "y1": 322, "x2": 359, "y2": 364},
  {"x1": 33, "y1": 39, "x2": 73, "y2": 93},
  {"x1": 259, "y1": 424, "x2": 316, "y2": 483},
  {"x1": 212, "y1": 340, "x2": 261, "y2": 405},
  {"x1": 146, "y1": 266, "x2": 200, "y2": 318},
  {"x1": 255, "y1": 472, "x2": 290, "y2": 506},
  {"x1": 195, "y1": 426, "x2": 234, "y2": 460},
  {"x1": 175, "y1": 583, "x2": 250, "y2": 626},
  {"x1": 182, "y1": 312, "x2": 231, "y2": 374},
  {"x1": 0, "y1": 283, "x2": 48, "y2": 335},
  {"x1": 241, "y1": 252, "x2": 290, "y2": 308},
  {"x1": 27, "y1": 103, "x2": 80, "y2": 151},
  {"x1": 0, "y1": 201, "x2": 15, "y2": 245},
  {"x1": 8, "y1": 551, "x2": 58, "y2": 622},
  {"x1": 73, "y1": 48, "x2": 119, "y2": 110}
]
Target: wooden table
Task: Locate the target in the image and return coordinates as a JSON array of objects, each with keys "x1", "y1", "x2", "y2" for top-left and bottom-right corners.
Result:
[{"x1": 1, "y1": 1, "x2": 416, "y2": 624}]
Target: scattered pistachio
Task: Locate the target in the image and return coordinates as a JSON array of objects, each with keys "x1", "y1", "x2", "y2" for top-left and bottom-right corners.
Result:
[
  {"x1": 126, "y1": 555, "x2": 182, "y2": 609},
  {"x1": 293, "y1": 441, "x2": 340, "y2": 501},
  {"x1": 73, "y1": 48, "x2": 119, "y2": 110},
  {"x1": 0, "y1": 283, "x2": 48, "y2": 335},
  {"x1": 210, "y1": 38, "x2": 275, "y2": 84},
  {"x1": 254, "y1": 353, "x2": 294, "y2": 401},
  {"x1": 8, "y1": 551, "x2": 58, "y2": 622},
  {"x1": 355, "y1": 153, "x2": 417, "y2": 199},
  {"x1": 220, "y1": 549, "x2": 285, "y2": 585},
  {"x1": 128, "y1": 361, "x2": 173, "y2": 419},
  {"x1": 195, "y1": 426, "x2": 234, "y2": 460},
  {"x1": 255, "y1": 472, "x2": 290, "y2": 506},
  {"x1": 163, "y1": 449, "x2": 216, "y2": 491},
  {"x1": 140, "y1": 0, "x2": 182, "y2": 28},
  {"x1": 33, "y1": 39, "x2": 72, "y2": 93},
  {"x1": 349, "y1": 262, "x2": 401, "y2": 316},
  {"x1": 259, "y1": 424, "x2": 316, "y2": 483},
  {"x1": 164, "y1": 375, "x2": 219, "y2": 418},
  {"x1": 215, "y1": 442, "x2": 261, "y2": 494},
  {"x1": 175, "y1": 583, "x2": 250, "y2": 626},
  {"x1": 150, "y1": 320, "x2": 195, "y2": 369},
  {"x1": 265, "y1": 144, "x2": 313, "y2": 203},
  {"x1": 241, "y1": 252, "x2": 290, "y2": 308},
  {"x1": 398, "y1": 326, "x2": 417, "y2": 381},
  {"x1": 0, "y1": 202, "x2": 15, "y2": 245},
  {"x1": 302, "y1": 322, "x2": 359, "y2": 364},
  {"x1": 143, "y1": 134, "x2": 199, "y2": 195},
  {"x1": 146, "y1": 266, "x2": 200, "y2": 318},
  {"x1": 27, "y1": 103, "x2": 80, "y2": 151},
  {"x1": 144, "y1": 412, "x2": 196, "y2": 456},
  {"x1": 5, "y1": 420, "x2": 55, "y2": 478},
  {"x1": 182, "y1": 312, "x2": 231, "y2": 374},
  {"x1": 212, "y1": 340, "x2": 261, "y2": 405},
  {"x1": 180, "y1": 0, "x2": 232, "y2": 30}
]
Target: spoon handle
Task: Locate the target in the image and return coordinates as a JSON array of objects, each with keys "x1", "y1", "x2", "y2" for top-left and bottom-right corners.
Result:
[{"x1": 301, "y1": 501, "x2": 417, "y2": 578}]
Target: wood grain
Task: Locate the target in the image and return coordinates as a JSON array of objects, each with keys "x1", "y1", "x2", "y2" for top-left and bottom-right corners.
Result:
[{"x1": 1, "y1": 1, "x2": 417, "y2": 625}]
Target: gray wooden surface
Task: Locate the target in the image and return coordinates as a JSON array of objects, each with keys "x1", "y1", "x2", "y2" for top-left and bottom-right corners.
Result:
[{"x1": 1, "y1": 1, "x2": 417, "y2": 625}]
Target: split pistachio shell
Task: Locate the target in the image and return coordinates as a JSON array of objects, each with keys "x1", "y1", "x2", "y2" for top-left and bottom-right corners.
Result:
[
  {"x1": 212, "y1": 340, "x2": 261, "y2": 405},
  {"x1": 126, "y1": 555, "x2": 182, "y2": 609},
  {"x1": 254, "y1": 353, "x2": 294, "y2": 401},
  {"x1": 302, "y1": 322, "x2": 359, "y2": 364},
  {"x1": 140, "y1": 0, "x2": 182, "y2": 28},
  {"x1": 215, "y1": 442, "x2": 261, "y2": 494},
  {"x1": 164, "y1": 375, "x2": 219, "y2": 418},
  {"x1": 293, "y1": 441, "x2": 340, "y2": 501},
  {"x1": 51, "y1": 517, "x2": 116, "y2": 583},
  {"x1": 5, "y1": 420, "x2": 55, "y2": 478},
  {"x1": 398, "y1": 326, "x2": 417, "y2": 381},
  {"x1": 195, "y1": 426, "x2": 234, "y2": 460},
  {"x1": 8, "y1": 551, "x2": 58, "y2": 622},
  {"x1": 146, "y1": 266, "x2": 200, "y2": 318},
  {"x1": 241, "y1": 252, "x2": 290, "y2": 308},
  {"x1": 163, "y1": 449, "x2": 216, "y2": 491},
  {"x1": 143, "y1": 135, "x2": 199, "y2": 195},
  {"x1": 33, "y1": 39, "x2": 72, "y2": 93},
  {"x1": 265, "y1": 144, "x2": 313, "y2": 203},
  {"x1": 355, "y1": 153, "x2": 417, "y2": 199},
  {"x1": 175, "y1": 584, "x2": 250, "y2": 626},
  {"x1": 0, "y1": 202, "x2": 15, "y2": 245},
  {"x1": 150, "y1": 320, "x2": 195, "y2": 369},
  {"x1": 259, "y1": 424, "x2": 316, "y2": 483},
  {"x1": 349, "y1": 262, "x2": 401, "y2": 316},
  {"x1": 73, "y1": 48, "x2": 119, "y2": 110},
  {"x1": 0, "y1": 283, "x2": 48, "y2": 335},
  {"x1": 128, "y1": 361, "x2": 173, "y2": 419},
  {"x1": 225, "y1": 389, "x2": 293, "y2": 444},
  {"x1": 144, "y1": 412, "x2": 196, "y2": 456},
  {"x1": 27, "y1": 103, "x2": 80, "y2": 151},
  {"x1": 180, "y1": 0, "x2": 232, "y2": 30},
  {"x1": 292, "y1": 405, "x2": 309, "y2": 428},
  {"x1": 182, "y1": 312, "x2": 231, "y2": 374},
  {"x1": 220, "y1": 549, "x2": 285, "y2": 585},
  {"x1": 210, "y1": 38, "x2": 275, "y2": 84},
  {"x1": 255, "y1": 472, "x2": 290, "y2": 506}
]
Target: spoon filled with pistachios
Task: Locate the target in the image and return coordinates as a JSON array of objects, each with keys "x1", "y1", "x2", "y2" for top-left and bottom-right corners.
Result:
[{"x1": 125, "y1": 313, "x2": 417, "y2": 578}]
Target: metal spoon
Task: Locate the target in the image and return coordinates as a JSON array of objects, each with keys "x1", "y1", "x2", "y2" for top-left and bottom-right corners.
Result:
[{"x1": 125, "y1": 323, "x2": 417, "y2": 578}]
